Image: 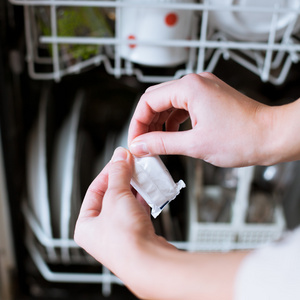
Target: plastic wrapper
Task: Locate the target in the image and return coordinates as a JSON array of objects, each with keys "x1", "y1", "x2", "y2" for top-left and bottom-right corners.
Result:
[{"x1": 131, "y1": 155, "x2": 185, "y2": 218}]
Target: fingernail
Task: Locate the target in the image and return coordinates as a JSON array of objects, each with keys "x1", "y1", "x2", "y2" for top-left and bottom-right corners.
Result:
[
  {"x1": 112, "y1": 147, "x2": 128, "y2": 162},
  {"x1": 130, "y1": 142, "x2": 150, "y2": 156}
]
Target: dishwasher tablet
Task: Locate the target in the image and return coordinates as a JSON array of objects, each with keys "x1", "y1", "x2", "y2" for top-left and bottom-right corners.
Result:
[{"x1": 131, "y1": 155, "x2": 185, "y2": 218}]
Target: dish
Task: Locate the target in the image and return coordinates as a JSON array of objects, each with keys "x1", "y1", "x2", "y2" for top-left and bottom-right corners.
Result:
[
  {"x1": 68, "y1": 130, "x2": 95, "y2": 261},
  {"x1": 26, "y1": 87, "x2": 56, "y2": 260},
  {"x1": 208, "y1": 0, "x2": 300, "y2": 41},
  {"x1": 69, "y1": 130, "x2": 95, "y2": 240},
  {"x1": 50, "y1": 91, "x2": 83, "y2": 262},
  {"x1": 93, "y1": 132, "x2": 116, "y2": 178},
  {"x1": 120, "y1": 0, "x2": 195, "y2": 66}
]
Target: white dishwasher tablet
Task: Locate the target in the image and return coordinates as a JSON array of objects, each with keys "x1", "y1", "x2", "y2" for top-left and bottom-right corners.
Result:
[{"x1": 130, "y1": 155, "x2": 185, "y2": 218}]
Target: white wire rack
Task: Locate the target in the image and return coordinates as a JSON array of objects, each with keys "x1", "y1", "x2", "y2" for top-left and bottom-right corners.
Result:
[
  {"x1": 22, "y1": 198, "x2": 194, "y2": 294},
  {"x1": 186, "y1": 158, "x2": 286, "y2": 252},
  {"x1": 22, "y1": 200, "x2": 122, "y2": 296},
  {"x1": 8, "y1": 0, "x2": 300, "y2": 83},
  {"x1": 22, "y1": 159, "x2": 287, "y2": 290}
]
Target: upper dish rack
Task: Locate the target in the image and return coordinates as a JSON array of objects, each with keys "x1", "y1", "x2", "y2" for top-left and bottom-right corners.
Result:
[{"x1": 8, "y1": 0, "x2": 300, "y2": 83}]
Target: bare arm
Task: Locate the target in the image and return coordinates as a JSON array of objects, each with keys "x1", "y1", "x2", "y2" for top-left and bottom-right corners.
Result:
[{"x1": 126, "y1": 237, "x2": 248, "y2": 300}]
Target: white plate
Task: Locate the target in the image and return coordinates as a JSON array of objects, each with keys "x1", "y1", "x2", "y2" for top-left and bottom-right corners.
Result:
[
  {"x1": 69, "y1": 130, "x2": 95, "y2": 240},
  {"x1": 93, "y1": 133, "x2": 116, "y2": 178},
  {"x1": 50, "y1": 91, "x2": 83, "y2": 262},
  {"x1": 69, "y1": 131, "x2": 97, "y2": 263},
  {"x1": 26, "y1": 87, "x2": 56, "y2": 260},
  {"x1": 208, "y1": 0, "x2": 300, "y2": 41}
]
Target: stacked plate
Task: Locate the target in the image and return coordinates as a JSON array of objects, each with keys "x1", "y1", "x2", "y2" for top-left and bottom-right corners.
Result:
[
  {"x1": 26, "y1": 87, "x2": 95, "y2": 263},
  {"x1": 26, "y1": 87, "x2": 57, "y2": 260}
]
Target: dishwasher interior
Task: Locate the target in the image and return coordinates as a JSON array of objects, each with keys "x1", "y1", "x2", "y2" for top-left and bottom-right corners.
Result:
[{"x1": 1, "y1": 1, "x2": 300, "y2": 299}]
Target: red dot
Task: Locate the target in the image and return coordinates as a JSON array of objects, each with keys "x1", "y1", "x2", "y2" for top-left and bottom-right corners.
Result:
[
  {"x1": 128, "y1": 35, "x2": 136, "y2": 49},
  {"x1": 165, "y1": 13, "x2": 178, "y2": 26}
]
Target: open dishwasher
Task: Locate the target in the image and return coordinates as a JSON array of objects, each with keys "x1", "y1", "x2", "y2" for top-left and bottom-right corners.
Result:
[{"x1": 1, "y1": 0, "x2": 300, "y2": 299}]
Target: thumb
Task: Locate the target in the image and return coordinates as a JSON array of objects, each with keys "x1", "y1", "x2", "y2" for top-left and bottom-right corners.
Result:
[
  {"x1": 108, "y1": 147, "x2": 133, "y2": 192},
  {"x1": 129, "y1": 131, "x2": 195, "y2": 157}
]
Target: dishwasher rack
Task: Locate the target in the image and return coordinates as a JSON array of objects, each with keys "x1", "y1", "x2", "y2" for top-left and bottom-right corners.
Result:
[
  {"x1": 186, "y1": 159, "x2": 286, "y2": 252},
  {"x1": 22, "y1": 153, "x2": 286, "y2": 293},
  {"x1": 8, "y1": 0, "x2": 300, "y2": 84}
]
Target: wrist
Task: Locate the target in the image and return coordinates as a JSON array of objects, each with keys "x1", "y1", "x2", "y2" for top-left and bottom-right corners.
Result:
[{"x1": 258, "y1": 99, "x2": 300, "y2": 165}]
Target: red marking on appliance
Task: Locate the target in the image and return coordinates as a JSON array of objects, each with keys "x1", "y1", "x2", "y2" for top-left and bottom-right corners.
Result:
[
  {"x1": 128, "y1": 35, "x2": 136, "y2": 48},
  {"x1": 165, "y1": 13, "x2": 178, "y2": 26}
]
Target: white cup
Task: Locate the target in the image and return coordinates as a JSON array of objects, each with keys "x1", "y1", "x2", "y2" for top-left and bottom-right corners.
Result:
[
  {"x1": 208, "y1": 0, "x2": 300, "y2": 42},
  {"x1": 119, "y1": 0, "x2": 195, "y2": 67}
]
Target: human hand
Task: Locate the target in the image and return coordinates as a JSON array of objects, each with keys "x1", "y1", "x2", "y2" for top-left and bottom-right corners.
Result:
[
  {"x1": 74, "y1": 147, "x2": 174, "y2": 296},
  {"x1": 128, "y1": 72, "x2": 275, "y2": 167},
  {"x1": 74, "y1": 147, "x2": 250, "y2": 300}
]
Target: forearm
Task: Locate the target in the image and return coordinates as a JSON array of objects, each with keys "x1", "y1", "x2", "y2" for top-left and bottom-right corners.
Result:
[{"x1": 118, "y1": 236, "x2": 249, "y2": 300}]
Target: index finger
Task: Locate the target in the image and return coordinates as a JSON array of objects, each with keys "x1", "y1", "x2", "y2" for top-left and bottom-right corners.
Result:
[{"x1": 128, "y1": 78, "x2": 187, "y2": 144}]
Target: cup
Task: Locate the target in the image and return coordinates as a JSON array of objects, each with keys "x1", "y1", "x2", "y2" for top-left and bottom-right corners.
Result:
[
  {"x1": 208, "y1": 0, "x2": 300, "y2": 42},
  {"x1": 119, "y1": 0, "x2": 195, "y2": 67}
]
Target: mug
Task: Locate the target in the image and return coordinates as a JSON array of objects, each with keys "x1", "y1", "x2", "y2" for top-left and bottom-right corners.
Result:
[
  {"x1": 208, "y1": 0, "x2": 300, "y2": 42},
  {"x1": 119, "y1": 0, "x2": 195, "y2": 67}
]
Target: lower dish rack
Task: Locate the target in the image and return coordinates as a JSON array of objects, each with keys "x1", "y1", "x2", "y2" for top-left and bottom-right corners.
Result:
[
  {"x1": 186, "y1": 158, "x2": 286, "y2": 252},
  {"x1": 22, "y1": 158, "x2": 286, "y2": 294},
  {"x1": 23, "y1": 201, "x2": 122, "y2": 296}
]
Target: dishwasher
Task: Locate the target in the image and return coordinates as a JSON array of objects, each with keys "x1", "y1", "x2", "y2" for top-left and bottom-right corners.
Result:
[{"x1": 1, "y1": 0, "x2": 300, "y2": 299}]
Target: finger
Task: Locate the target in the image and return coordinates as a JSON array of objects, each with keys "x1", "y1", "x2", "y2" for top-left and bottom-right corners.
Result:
[
  {"x1": 129, "y1": 130, "x2": 196, "y2": 157},
  {"x1": 145, "y1": 79, "x2": 177, "y2": 93},
  {"x1": 166, "y1": 109, "x2": 190, "y2": 132},
  {"x1": 77, "y1": 162, "x2": 110, "y2": 219},
  {"x1": 131, "y1": 187, "x2": 151, "y2": 217},
  {"x1": 128, "y1": 73, "x2": 214, "y2": 145},
  {"x1": 107, "y1": 147, "x2": 133, "y2": 194},
  {"x1": 129, "y1": 108, "x2": 175, "y2": 146},
  {"x1": 150, "y1": 108, "x2": 176, "y2": 133},
  {"x1": 128, "y1": 81, "x2": 188, "y2": 144},
  {"x1": 136, "y1": 192, "x2": 151, "y2": 215}
]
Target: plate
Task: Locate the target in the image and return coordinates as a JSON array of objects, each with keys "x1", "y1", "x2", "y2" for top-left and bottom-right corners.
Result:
[
  {"x1": 50, "y1": 91, "x2": 83, "y2": 262},
  {"x1": 26, "y1": 87, "x2": 56, "y2": 260},
  {"x1": 93, "y1": 133, "x2": 116, "y2": 177},
  {"x1": 208, "y1": 0, "x2": 300, "y2": 41},
  {"x1": 69, "y1": 130, "x2": 95, "y2": 240},
  {"x1": 68, "y1": 130, "x2": 95, "y2": 262}
]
